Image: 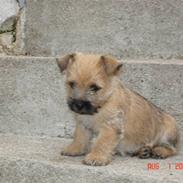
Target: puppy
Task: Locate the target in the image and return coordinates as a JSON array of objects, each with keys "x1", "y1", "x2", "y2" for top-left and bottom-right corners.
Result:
[{"x1": 57, "y1": 53, "x2": 180, "y2": 166}]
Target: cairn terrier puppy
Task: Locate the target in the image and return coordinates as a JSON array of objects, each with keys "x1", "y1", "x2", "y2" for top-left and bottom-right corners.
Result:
[{"x1": 57, "y1": 53, "x2": 180, "y2": 166}]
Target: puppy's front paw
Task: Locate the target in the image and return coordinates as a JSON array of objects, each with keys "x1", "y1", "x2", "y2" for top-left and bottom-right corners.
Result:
[
  {"x1": 61, "y1": 145, "x2": 85, "y2": 156},
  {"x1": 83, "y1": 153, "x2": 110, "y2": 166}
]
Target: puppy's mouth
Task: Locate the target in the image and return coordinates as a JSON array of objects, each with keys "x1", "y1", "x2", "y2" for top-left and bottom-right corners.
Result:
[{"x1": 67, "y1": 98, "x2": 99, "y2": 115}]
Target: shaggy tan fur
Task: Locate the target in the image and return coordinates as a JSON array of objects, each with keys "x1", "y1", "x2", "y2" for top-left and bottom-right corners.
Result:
[{"x1": 57, "y1": 53, "x2": 180, "y2": 166}]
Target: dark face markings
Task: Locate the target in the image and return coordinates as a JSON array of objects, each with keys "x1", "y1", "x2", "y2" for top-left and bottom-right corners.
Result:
[{"x1": 67, "y1": 98, "x2": 98, "y2": 115}]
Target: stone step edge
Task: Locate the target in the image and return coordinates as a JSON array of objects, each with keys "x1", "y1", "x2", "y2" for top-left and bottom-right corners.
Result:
[
  {"x1": 0, "y1": 55, "x2": 183, "y2": 65},
  {"x1": 0, "y1": 133, "x2": 182, "y2": 183}
]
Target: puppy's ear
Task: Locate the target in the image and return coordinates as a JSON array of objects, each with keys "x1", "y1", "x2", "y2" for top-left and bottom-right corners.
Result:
[
  {"x1": 56, "y1": 53, "x2": 76, "y2": 73},
  {"x1": 100, "y1": 55, "x2": 123, "y2": 76}
]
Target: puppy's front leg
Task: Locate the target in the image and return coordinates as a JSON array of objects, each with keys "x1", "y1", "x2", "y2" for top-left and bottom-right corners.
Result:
[
  {"x1": 61, "y1": 121, "x2": 91, "y2": 156},
  {"x1": 83, "y1": 126, "x2": 120, "y2": 166}
]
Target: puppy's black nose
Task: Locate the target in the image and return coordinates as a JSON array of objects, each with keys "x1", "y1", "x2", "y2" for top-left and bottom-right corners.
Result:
[
  {"x1": 74, "y1": 100, "x2": 84, "y2": 110},
  {"x1": 67, "y1": 98, "x2": 98, "y2": 115}
]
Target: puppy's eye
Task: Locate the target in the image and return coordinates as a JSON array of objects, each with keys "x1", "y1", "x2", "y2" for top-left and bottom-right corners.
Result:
[
  {"x1": 89, "y1": 84, "x2": 102, "y2": 92},
  {"x1": 68, "y1": 81, "x2": 76, "y2": 89}
]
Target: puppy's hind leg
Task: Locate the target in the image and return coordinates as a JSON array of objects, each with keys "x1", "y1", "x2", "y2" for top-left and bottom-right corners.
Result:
[
  {"x1": 151, "y1": 129, "x2": 179, "y2": 159},
  {"x1": 151, "y1": 145, "x2": 176, "y2": 159},
  {"x1": 137, "y1": 146, "x2": 153, "y2": 159},
  {"x1": 151, "y1": 115, "x2": 180, "y2": 159},
  {"x1": 137, "y1": 145, "x2": 176, "y2": 159}
]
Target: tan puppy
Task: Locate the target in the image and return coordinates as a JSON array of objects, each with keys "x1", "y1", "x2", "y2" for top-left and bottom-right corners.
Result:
[{"x1": 57, "y1": 53, "x2": 180, "y2": 166}]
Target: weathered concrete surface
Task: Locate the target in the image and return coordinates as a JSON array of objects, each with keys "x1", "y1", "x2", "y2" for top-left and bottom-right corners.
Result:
[
  {"x1": 0, "y1": 0, "x2": 25, "y2": 55},
  {"x1": 0, "y1": 0, "x2": 19, "y2": 32},
  {"x1": 0, "y1": 32, "x2": 14, "y2": 46},
  {"x1": 0, "y1": 56, "x2": 75, "y2": 138},
  {"x1": 0, "y1": 56, "x2": 183, "y2": 138},
  {"x1": 17, "y1": 0, "x2": 26, "y2": 9},
  {"x1": 0, "y1": 0, "x2": 18, "y2": 54},
  {"x1": 24, "y1": 0, "x2": 183, "y2": 59},
  {"x1": 12, "y1": 7, "x2": 26, "y2": 56},
  {"x1": 0, "y1": 134, "x2": 182, "y2": 183}
]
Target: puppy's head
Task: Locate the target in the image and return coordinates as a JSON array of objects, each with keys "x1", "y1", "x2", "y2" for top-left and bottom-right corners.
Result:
[{"x1": 57, "y1": 53, "x2": 122, "y2": 115}]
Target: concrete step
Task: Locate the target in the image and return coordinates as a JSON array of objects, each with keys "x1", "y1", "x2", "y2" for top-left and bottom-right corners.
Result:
[
  {"x1": 0, "y1": 56, "x2": 183, "y2": 139},
  {"x1": 23, "y1": 0, "x2": 183, "y2": 59},
  {"x1": 0, "y1": 134, "x2": 182, "y2": 183}
]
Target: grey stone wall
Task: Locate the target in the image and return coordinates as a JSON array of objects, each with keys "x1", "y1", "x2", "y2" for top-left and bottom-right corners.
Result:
[
  {"x1": 0, "y1": 1, "x2": 183, "y2": 139},
  {"x1": 0, "y1": 56, "x2": 183, "y2": 138},
  {"x1": 1, "y1": 0, "x2": 183, "y2": 59},
  {"x1": 24, "y1": 0, "x2": 183, "y2": 59}
]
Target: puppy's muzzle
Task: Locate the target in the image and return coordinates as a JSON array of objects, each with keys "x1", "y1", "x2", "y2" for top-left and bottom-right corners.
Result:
[{"x1": 67, "y1": 98, "x2": 98, "y2": 115}]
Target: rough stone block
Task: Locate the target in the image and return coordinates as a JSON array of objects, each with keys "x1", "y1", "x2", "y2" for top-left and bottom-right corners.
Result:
[
  {"x1": 24, "y1": 0, "x2": 183, "y2": 59},
  {"x1": 0, "y1": 56, "x2": 182, "y2": 138},
  {"x1": 0, "y1": 0, "x2": 19, "y2": 32},
  {"x1": 0, "y1": 134, "x2": 182, "y2": 183}
]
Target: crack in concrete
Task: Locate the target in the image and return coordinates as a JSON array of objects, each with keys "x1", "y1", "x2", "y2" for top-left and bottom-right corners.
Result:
[{"x1": 0, "y1": 1, "x2": 25, "y2": 55}]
